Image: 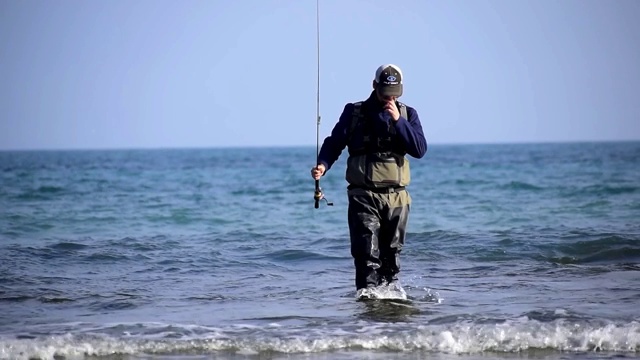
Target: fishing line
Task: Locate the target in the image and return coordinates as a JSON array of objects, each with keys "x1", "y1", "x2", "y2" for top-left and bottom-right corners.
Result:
[{"x1": 314, "y1": 0, "x2": 332, "y2": 209}]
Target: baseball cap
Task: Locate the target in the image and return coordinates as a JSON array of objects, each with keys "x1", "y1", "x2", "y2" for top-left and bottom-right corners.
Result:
[{"x1": 374, "y1": 64, "x2": 403, "y2": 97}]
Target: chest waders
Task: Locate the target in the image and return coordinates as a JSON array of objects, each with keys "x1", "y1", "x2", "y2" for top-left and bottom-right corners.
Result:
[{"x1": 345, "y1": 102, "x2": 413, "y2": 291}]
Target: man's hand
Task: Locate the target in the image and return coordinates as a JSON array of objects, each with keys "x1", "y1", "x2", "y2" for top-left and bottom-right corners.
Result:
[
  {"x1": 384, "y1": 100, "x2": 400, "y2": 121},
  {"x1": 311, "y1": 164, "x2": 326, "y2": 180}
]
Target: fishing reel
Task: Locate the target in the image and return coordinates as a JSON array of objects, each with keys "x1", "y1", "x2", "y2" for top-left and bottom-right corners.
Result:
[{"x1": 314, "y1": 182, "x2": 333, "y2": 208}]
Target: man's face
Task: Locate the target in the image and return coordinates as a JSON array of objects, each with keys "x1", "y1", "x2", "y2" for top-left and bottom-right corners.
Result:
[{"x1": 376, "y1": 89, "x2": 397, "y2": 102}]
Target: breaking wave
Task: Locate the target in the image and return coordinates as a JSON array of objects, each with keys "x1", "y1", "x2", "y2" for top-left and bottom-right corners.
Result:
[{"x1": 2, "y1": 319, "x2": 639, "y2": 360}]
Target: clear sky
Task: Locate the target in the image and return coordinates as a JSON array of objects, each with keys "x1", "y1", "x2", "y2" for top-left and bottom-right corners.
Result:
[{"x1": 1, "y1": 0, "x2": 639, "y2": 150}]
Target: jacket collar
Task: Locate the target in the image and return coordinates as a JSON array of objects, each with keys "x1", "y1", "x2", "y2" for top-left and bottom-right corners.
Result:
[{"x1": 364, "y1": 90, "x2": 385, "y2": 110}]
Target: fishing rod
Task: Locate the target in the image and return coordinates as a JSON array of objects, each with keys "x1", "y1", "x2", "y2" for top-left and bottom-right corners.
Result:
[{"x1": 314, "y1": 0, "x2": 332, "y2": 209}]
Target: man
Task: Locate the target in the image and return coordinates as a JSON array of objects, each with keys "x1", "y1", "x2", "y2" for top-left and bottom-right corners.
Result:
[{"x1": 310, "y1": 64, "x2": 427, "y2": 296}]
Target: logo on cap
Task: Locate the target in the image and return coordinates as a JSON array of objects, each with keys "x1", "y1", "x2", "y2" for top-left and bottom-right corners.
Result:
[{"x1": 387, "y1": 75, "x2": 396, "y2": 82}]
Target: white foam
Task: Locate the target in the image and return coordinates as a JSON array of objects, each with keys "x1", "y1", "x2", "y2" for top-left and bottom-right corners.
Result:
[
  {"x1": 1, "y1": 319, "x2": 639, "y2": 359},
  {"x1": 355, "y1": 282, "x2": 408, "y2": 300}
]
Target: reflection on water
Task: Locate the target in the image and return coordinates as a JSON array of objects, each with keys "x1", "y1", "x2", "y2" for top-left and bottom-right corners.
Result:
[{"x1": 357, "y1": 298, "x2": 423, "y2": 322}]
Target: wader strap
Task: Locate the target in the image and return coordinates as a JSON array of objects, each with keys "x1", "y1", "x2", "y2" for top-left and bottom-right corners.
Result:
[
  {"x1": 399, "y1": 102, "x2": 408, "y2": 121},
  {"x1": 347, "y1": 102, "x2": 364, "y2": 146}
]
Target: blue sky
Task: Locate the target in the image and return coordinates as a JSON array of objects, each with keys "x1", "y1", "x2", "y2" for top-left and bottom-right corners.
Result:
[{"x1": 1, "y1": 0, "x2": 639, "y2": 150}]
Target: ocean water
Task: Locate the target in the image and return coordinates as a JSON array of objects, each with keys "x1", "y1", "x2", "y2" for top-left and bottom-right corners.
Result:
[{"x1": 1, "y1": 142, "x2": 639, "y2": 360}]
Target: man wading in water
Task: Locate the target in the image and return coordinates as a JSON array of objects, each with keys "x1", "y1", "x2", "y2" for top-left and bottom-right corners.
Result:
[{"x1": 311, "y1": 64, "x2": 427, "y2": 298}]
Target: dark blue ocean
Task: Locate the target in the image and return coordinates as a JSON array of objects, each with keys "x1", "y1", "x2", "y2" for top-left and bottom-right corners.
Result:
[{"x1": 1, "y1": 142, "x2": 639, "y2": 360}]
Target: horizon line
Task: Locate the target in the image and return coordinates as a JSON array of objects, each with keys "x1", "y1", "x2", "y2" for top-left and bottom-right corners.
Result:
[{"x1": 1, "y1": 139, "x2": 639, "y2": 152}]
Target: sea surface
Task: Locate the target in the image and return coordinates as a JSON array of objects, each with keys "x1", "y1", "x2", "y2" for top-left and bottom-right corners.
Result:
[{"x1": 1, "y1": 142, "x2": 639, "y2": 360}]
